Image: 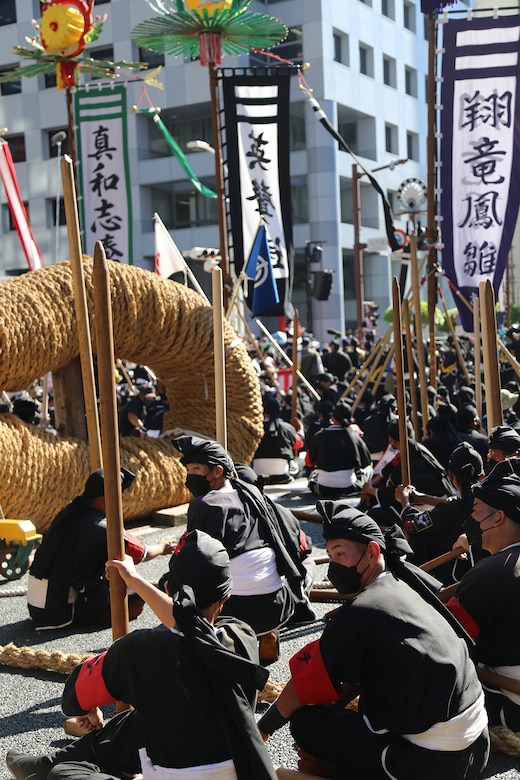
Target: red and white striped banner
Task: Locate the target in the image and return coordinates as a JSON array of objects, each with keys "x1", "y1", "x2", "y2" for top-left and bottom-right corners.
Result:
[{"x1": 0, "y1": 139, "x2": 44, "y2": 271}]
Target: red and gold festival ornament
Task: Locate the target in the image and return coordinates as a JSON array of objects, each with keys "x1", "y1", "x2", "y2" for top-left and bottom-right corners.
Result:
[{"x1": 0, "y1": 0, "x2": 146, "y2": 90}]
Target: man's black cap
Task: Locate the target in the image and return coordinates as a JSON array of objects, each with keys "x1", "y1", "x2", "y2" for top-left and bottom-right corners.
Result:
[
  {"x1": 83, "y1": 467, "x2": 136, "y2": 499},
  {"x1": 173, "y1": 435, "x2": 235, "y2": 477}
]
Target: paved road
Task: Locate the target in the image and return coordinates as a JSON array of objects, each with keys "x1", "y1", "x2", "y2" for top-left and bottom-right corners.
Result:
[{"x1": 0, "y1": 478, "x2": 518, "y2": 778}]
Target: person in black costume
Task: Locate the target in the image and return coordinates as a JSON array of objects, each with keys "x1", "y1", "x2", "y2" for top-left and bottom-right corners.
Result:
[
  {"x1": 7, "y1": 531, "x2": 277, "y2": 780},
  {"x1": 258, "y1": 503, "x2": 489, "y2": 780}
]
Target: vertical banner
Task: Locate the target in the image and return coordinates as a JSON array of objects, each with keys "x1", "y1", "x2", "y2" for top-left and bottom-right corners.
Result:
[
  {"x1": 440, "y1": 16, "x2": 520, "y2": 331},
  {"x1": 223, "y1": 69, "x2": 292, "y2": 317},
  {"x1": 75, "y1": 85, "x2": 133, "y2": 263}
]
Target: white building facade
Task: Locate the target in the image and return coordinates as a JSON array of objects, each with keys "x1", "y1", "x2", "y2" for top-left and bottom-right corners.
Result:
[{"x1": 0, "y1": 0, "x2": 470, "y2": 341}]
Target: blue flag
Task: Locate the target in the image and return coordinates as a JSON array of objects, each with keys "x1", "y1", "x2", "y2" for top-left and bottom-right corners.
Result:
[{"x1": 244, "y1": 224, "x2": 280, "y2": 318}]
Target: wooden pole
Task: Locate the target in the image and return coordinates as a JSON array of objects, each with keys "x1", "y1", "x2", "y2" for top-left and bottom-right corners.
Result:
[
  {"x1": 438, "y1": 287, "x2": 471, "y2": 385},
  {"x1": 291, "y1": 309, "x2": 299, "y2": 423},
  {"x1": 212, "y1": 266, "x2": 227, "y2": 449},
  {"x1": 403, "y1": 299, "x2": 420, "y2": 440},
  {"x1": 410, "y1": 235, "x2": 430, "y2": 439},
  {"x1": 370, "y1": 342, "x2": 395, "y2": 397},
  {"x1": 61, "y1": 154, "x2": 102, "y2": 470},
  {"x1": 92, "y1": 242, "x2": 128, "y2": 644},
  {"x1": 392, "y1": 277, "x2": 411, "y2": 487},
  {"x1": 473, "y1": 298, "x2": 482, "y2": 422},
  {"x1": 426, "y1": 14, "x2": 438, "y2": 387},
  {"x1": 479, "y1": 280, "x2": 502, "y2": 434},
  {"x1": 255, "y1": 318, "x2": 321, "y2": 402},
  {"x1": 342, "y1": 326, "x2": 393, "y2": 405}
]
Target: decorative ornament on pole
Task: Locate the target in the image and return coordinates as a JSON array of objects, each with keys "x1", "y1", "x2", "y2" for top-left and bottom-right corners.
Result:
[{"x1": 397, "y1": 178, "x2": 427, "y2": 212}]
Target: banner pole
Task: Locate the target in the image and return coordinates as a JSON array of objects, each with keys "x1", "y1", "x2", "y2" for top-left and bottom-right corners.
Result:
[{"x1": 213, "y1": 266, "x2": 228, "y2": 449}]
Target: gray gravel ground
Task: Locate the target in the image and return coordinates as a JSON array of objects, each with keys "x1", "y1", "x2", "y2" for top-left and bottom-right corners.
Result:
[{"x1": 0, "y1": 478, "x2": 518, "y2": 778}]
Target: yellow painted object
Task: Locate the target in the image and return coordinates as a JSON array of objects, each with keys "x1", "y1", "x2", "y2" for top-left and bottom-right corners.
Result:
[
  {"x1": 0, "y1": 519, "x2": 41, "y2": 545},
  {"x1": 0, "y1": 520, "x2": 41, "y2": 580}
]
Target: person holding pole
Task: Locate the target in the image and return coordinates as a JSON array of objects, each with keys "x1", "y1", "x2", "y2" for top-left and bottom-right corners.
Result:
[{"x1": 7, "y1": 530, "x2": 277, "y2": 780}]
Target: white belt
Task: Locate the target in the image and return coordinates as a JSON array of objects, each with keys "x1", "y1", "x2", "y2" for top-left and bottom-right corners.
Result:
[{"x1": 139, "y1": 749, "x2": 237, "y2": 780}]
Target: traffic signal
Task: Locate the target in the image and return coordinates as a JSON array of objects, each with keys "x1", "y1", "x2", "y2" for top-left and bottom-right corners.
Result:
[{"x1": 313, "y1": 270, "x2": 334, "y2": 300}]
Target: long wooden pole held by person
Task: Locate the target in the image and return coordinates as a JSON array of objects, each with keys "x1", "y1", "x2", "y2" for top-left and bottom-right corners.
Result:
[
  {"x1": 92, "y1": 242, "x2": 128, "y2": 644},
  {"x1": 392, "y1": 277, "x2": 410, "y2": 487},
  {"x1": 479, "y1": 279, "x2": 502, "y2": 433},
  {"x1": 410, "y1": 234, "x2": 430, "y2": 439},
  {"x1": 342, "y1": 325, "x2": 393, "y2": 405},
  {"x1": 403, "y1": 299, "x2": 420, "y2": 440},
  {"x1": 255, "y1": 318, "x2": 321, "y2": 402},
  {"x1": 61, "y1": 154, "x2": 102, "y2": 470},
  {"x1": 213, "y1": 266, "x2": 228, "y2": 449},
  {"x1": 473, "y1": 298, "x2": 483, "y2": 422},
  {"x1": 291, "y1": 309, "x2": 299, "y2": 422}
]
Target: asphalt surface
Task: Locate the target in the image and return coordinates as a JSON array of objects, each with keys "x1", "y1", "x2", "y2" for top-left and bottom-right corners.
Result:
[{"x1": 0, "y1": 478, "x2": 518, "y2": 779}]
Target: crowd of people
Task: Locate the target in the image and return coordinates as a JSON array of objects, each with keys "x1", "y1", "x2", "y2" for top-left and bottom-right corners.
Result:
[{"x1": 4, "y1": 324, "x2": 520, "y2": 779}]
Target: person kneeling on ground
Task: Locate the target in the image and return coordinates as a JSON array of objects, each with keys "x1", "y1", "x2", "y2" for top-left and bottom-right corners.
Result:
[
  {"x1": 7, "y1": 530, "x2": 277, "y2": 780},
  {"x1": 258, "y1": 502, "x2": 489, "y2": 780},
  {"x1": 27, "y1": 468, "x2": 175, "y2": 630}
]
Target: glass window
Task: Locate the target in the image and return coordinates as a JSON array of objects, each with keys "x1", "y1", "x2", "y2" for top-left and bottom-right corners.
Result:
[
  {"x1": 382, "y1": 0, "x2": 395, "y2": 20},
  {"x1": 0, "y1": 0, "x2": 16, "y2": 26},
  {"x1": 407, "y1": 131, "x2": 419, "y2": 161},
  {"x1": 44, "y1": 71, "x2": 57, "y2": 89},
  {"x1": 149, "y1": 181, "x2": 218, "y2": 229},
  {"x1": 0, "y1": 67, "x2": 21, "y2": 96},
  {"x1": 48, "y1": 197, "x2": 66, "y2": 227},
  {"x1": 88, "y1": 46, "x2": 114, "y2": 80},
  {"x1": 333, "y1": 32, "x2": 349, "y2": 66},
  {"x1": 404, "y1": 1, "x2": 416, "y2": 32},
  {"x1": 138, "y1": 47, "x2": 165, "y2": 69},
  {"x1": 383, "y1": 56, "x2": 396, "y2": 87},
  {"x1": 405, "y1": 66, "x2": 417, "y2": 97},
  {"x1": 291, "y1": 176, "x2": 308, "y2": 224},
  {"x1": 359, "y1": 44, "x2": 374, "y2": 77},
  {"x1": 5, "y1": 134, "x2": 26, "y2": 162},
  {"x1": 142, "y1": 105, "x2": 213, "y2": 159},
  {"x1": 250, "y1": 26, "x2": 302, "y2": 66},
  {"x1": 3, "y1": 201, "x2": 30, "y2": 232},
  {"x1": 385, "y1": 123, "x2": 398, "y2": 154}
]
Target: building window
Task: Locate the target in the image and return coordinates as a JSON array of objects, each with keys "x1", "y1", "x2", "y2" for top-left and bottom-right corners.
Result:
[
  {"x1": 5, "y1": 134, "x2": 26, "y2": 163},
  {"x1": 44, "y1": 71, "x2": 57, "y2": 89},
  {"x1": 47, "y1": 129, "x2": 70, "y2": 158},
  {"x1": 359, "y1": 0, "x2": 373, "y2": 6},
  {"x1": 149, "y1": 181, "x2": 218, "y2": 229},
  {"x1": 138, "y1": 47, "x2": 165, "y2": 68},
  {"x1": 250, "y1": 26, "x2": 302, "y2": 66},
  {"x1": 333, "y1": 31, "x2": 349, "y2": 65},
  {"x1": 338, "y1": 121, "x2": 357, "y2": 153},
  {"x1": 0, "y1": 0, "x2": 16, "y2": 25},
  {"x1": 88, "y1": 46, "x2": 115, "y2": 79},
  {"x1": 48, "y1": 197, "x2": 66, "y2": 227},
  {"x1": 143, "y1": 105, "x2": 213, "y2": 159},
  {"x1": 3, "y1": 201, "x2": 30, "y2": 232},
  {"x1": 383, "y1": 56, "x2": 396, "y2": 87},
  {"x1": 385, "y1": 123, "x2": 398, "y2": 154},
  {"x1": 0, "y1": 67, "x2": 21, "y2": 96},
  {"x1": 405, "y1": 66, "x2": 417, "y2": 97},
  {"x1": 291, "y1": 176, "x2": 308, "y2": 224},
  {"x1": 404, "y1": 1, "x2": 416, "y2": 32},
  {"x1": 342, "y1": 249, "x2": 356, "y2": 298},
  {"x1": 407, "y1": 131, "x2": 419, "y2": 161},
  {"x1": 382, "y1": 0, "x2": 395, "y2": 19},
  {"x1": 359, "y1": 44, "x2": 374, "y2": 77},
  {"x1": 290, "y1": 105, "x2": 306, "y2": 151}
]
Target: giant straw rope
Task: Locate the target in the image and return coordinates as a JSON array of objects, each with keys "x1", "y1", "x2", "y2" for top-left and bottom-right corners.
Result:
[{"x1": 0, "y1": 259, "x2": 263, "y2": 531}]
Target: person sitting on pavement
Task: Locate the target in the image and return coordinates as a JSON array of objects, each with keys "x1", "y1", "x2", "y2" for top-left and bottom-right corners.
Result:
[
  {"x1": 252, "y1": 395, "x2": 302, "y2": 484},
  {"x1": 394, "y1": 442, "x2": 484, "y2": 584},
  {"x1": 444, "y1": 462, "x2": 520, "y2": 732},
  {"x1": 117, "y1": 380, "x2": 157, "y2": 437},
  {"x1": 485, "y1": 424, "x2": 520, "y2": 474},
  {"x1": 173, "y1": 435, "x2": 303, "y2": 661},
  {"x1": 7, "y1": 530, "x2": 278, "y2": 780},
  {"x1": 258, "y1": 502, "x2": 489, "y2": 780},
  {"x1": 360, "y1": 417, "x2": 456, "y2": 527},
  {"x1": 27, "y1": 468, "x2": 175, "y2": 630},
  {"x1": 307, "y1": 400, "x2": 373, "y2": 498}
]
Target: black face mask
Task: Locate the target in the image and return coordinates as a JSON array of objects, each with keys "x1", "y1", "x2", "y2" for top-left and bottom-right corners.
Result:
[
  {"x1": 327, "y1": 548, "x2": 369, "y2": 595},
  {"x1": 185, "y1": 473, "x2": 211, "y2": 497}
]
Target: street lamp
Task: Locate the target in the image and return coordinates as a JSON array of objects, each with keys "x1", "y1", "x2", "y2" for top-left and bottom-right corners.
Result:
[{"x1": 352, "y1": 157, "x2": 408, "y2": 330}]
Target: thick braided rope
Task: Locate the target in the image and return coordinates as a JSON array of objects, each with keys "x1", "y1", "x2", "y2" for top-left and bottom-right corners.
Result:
[
  {"x1": 0, "y1": 641, "x2": 282, "y2": 702},
  {"x1": 0, "y1": 260, "x2": 263, "y2": 531},
  {"x1": 489, "y1": 725, "x2": 520, "y2": 756}
]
